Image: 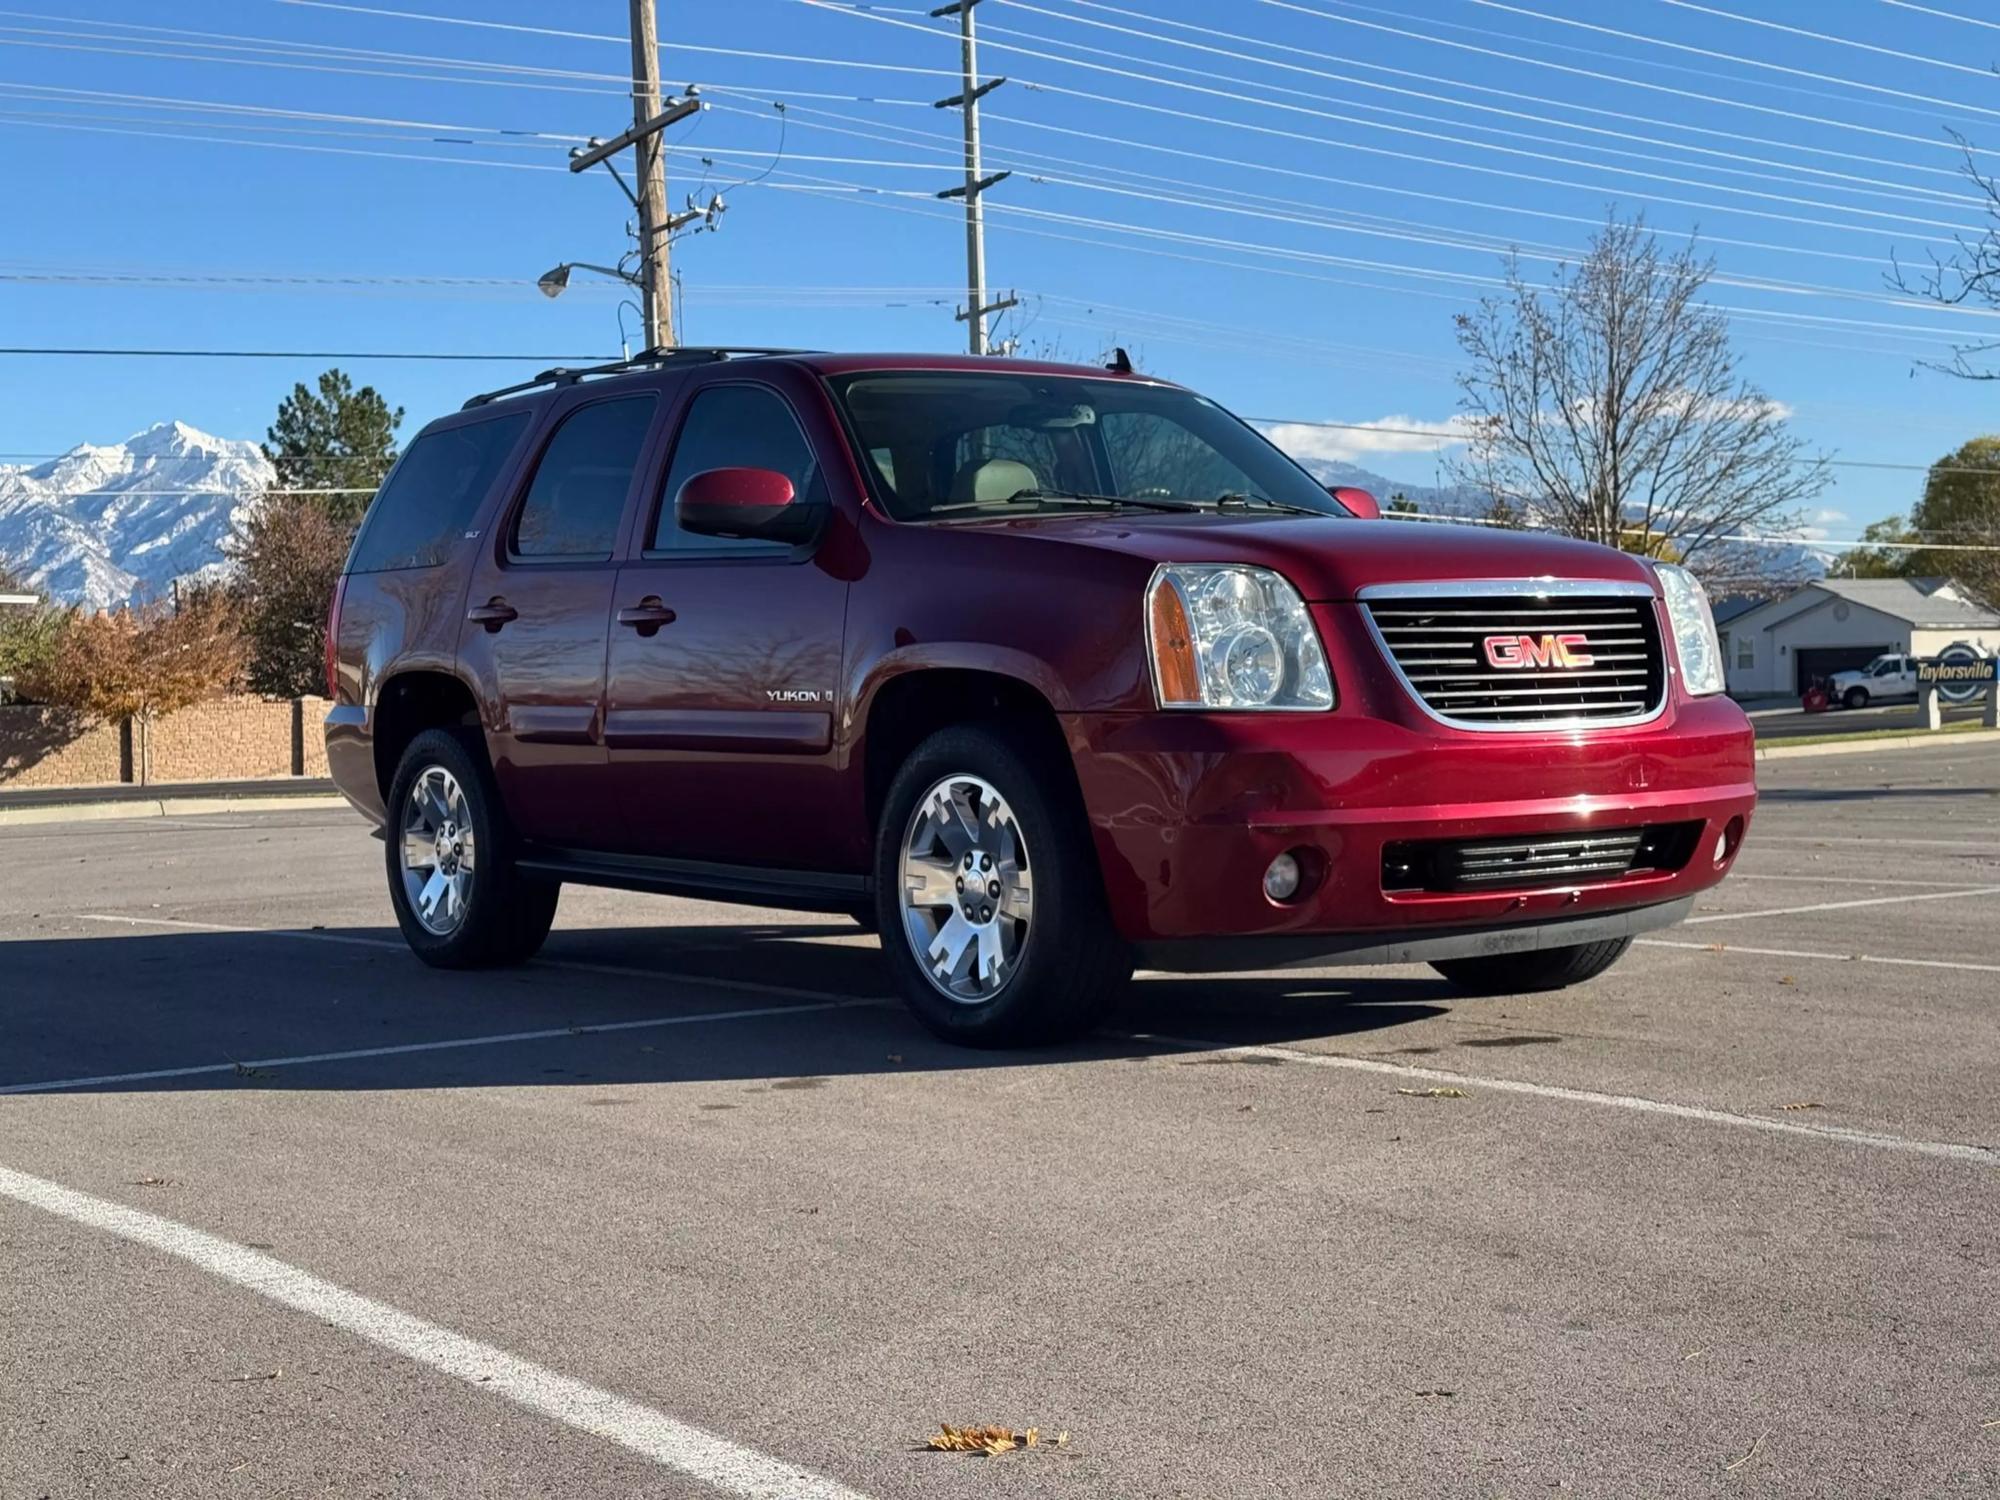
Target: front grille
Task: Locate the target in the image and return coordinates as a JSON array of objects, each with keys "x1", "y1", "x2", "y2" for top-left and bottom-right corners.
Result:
[
  {"x1": 1365, "y1": 588, "x2": 1667, "y2": 728},
  {"x1": 1383, "y1": 823, "x2": 1701, "y2": 894}
]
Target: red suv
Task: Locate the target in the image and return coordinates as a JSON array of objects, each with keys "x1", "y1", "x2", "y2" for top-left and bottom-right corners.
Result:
[{"x1": 326, "y1": 349, "x2": 1755, "y2": 1046}]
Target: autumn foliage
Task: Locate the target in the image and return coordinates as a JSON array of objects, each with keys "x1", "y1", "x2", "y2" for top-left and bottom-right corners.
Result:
[{"x1": 22, "y1": 591, "x2": 246, "y2": 724}]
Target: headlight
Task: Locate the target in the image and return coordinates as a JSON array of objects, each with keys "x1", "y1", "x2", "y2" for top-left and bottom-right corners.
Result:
[
  {"x1": 1654, "y1": 562, "x2": 1724, "y2": 696},
  {"x1": 1147, "y1": 564, "x2": 1334, "y2": 710}
]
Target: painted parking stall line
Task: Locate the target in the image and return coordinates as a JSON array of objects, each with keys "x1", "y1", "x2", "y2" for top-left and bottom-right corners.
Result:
[
  {"x1": 0, "y1": 998, "x2": 878, "y2": 1096},
  {"x1": 73, "y1": 911, "x2": 886, "y2": 1003},
  {"x1": 1686, "y1": 885, "x2": 2000, "y2": 926},
  {"x1": 1639, "y1": 937, "x2": 2000, "y2": 976},
  {"x1": 0, "y1": 1166, "x2": 874, "y2": 1500},
  {"x1": 1128, "y1": 1034, "x2": 1999, "y2": 1167}
]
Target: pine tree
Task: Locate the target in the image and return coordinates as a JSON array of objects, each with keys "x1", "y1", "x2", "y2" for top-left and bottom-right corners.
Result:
[{"x1": 262, "y1": 369, "x2": 404, "y2": 527}]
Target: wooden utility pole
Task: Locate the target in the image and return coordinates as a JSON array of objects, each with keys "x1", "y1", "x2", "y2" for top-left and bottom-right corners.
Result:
[
  {"x1": 630, "y1": 0, "x2": 673, "y2": 349},
  {"x1": 932, "y1": 0, "x2": 1015, "y2": 355}
]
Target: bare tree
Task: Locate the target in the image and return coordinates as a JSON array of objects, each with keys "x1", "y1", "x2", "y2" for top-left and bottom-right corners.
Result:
[
  {"x1": 1450, "y1": 213, "x2": 1829, "y2": 575},
  {"x1": 1889, "y1": 133, "x2": 2000, "y2": 380}
]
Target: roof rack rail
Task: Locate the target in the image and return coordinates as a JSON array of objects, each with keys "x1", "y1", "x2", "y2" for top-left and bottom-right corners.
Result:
[{"x1": 461, "y1": 346, "x2": 818, "y2": 409}]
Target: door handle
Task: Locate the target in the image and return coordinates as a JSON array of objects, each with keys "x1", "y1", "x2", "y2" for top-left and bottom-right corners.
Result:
[
  {"x1": 466, "y1": 597, "x2": 518, "y2": 632},
  {"x1": 617, "y1": 597, "x2": 677, "y2": 637}
]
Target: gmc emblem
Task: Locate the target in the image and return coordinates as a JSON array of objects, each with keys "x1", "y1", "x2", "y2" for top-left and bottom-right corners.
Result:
[{"x1": 1483, "y1": 632, "x2": 1595, "y2": 670}]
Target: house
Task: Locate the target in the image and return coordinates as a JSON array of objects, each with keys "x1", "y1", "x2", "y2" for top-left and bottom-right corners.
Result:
[{"x1": 1717, "y1": 578, "x2": 2000, "y2": 698}]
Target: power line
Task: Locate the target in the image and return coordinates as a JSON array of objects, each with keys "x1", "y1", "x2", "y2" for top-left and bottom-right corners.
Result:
[
  {"x1": 0, "y1": 347, "x2": 615, "y2": 359},
  {"x1": 1655, "y1": 0, "x2": 2000, "y2": 80},
  {"x1": 800, "y1": 1, "x2": 1981, "y2": 242},
  {"x1": 1881, "y1": 0, "x2": 2000, "y2": 34},
  {"x1": 992, "y1": 0, "x2": 1978, "y2": 211},
  {"x1": 1462, "y1": 0, "x2": 2000, "y2": 119},
  {"x1": 1255, "y1": 0, "x2": 2000, "y2": 159}
]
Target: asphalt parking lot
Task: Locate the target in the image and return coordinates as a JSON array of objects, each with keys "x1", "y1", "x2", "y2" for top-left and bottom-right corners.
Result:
[{"x1": 3, "y1": 743, "x2": 1998, "y2": 1499}]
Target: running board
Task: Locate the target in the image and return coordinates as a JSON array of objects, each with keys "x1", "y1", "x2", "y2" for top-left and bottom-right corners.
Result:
[{"x1": 516, "y1": 846, "x2": 871, "y2": 914}]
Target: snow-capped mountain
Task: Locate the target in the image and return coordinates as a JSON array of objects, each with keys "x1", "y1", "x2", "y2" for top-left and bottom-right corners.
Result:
[{"x1": 0, "y1": 422, "x2": 273, "y2": 609}]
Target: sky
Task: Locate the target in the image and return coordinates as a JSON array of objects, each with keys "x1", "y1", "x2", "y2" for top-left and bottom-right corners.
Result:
[{"x1": 6, "y1": 0, "x2": 2000, "y2": 549}]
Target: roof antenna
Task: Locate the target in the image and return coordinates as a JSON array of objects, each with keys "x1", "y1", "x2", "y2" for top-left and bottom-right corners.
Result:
[{"x1": 1106, "y1": 346, "x2": 1134, "y2": 374}]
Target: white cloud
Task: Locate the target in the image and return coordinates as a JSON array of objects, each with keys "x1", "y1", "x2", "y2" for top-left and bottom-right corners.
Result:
[{"x1": 1260, "y1": 415, "x2": 1473, "y2": 466}]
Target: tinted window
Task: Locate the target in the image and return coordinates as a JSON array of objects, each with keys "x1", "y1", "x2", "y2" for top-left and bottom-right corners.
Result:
[
  {"x1": 652, "y1": 385, "x2": 823, "y2": 553},
  {"x1": 511, "y1": 396, "x2": 655, "y2": 559},
  {"x1": 348, "y1": 414, "x2": 527, "y2": 572},
  {"x1": 828, "y1": 372, "x2": 1339, "y2": 521}
]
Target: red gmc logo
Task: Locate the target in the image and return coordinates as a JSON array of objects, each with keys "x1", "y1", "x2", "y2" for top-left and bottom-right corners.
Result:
[{"x1": 1483, "y1": 632, "x2": 1596, "y2": 670}]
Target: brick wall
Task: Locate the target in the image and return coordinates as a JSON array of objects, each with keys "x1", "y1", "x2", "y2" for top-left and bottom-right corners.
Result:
[
  {"x1": 0, "y1": 695, "x2": 336, "y2": 790},
  {"x1": 0, "y1": 707, "x2": 126, "y2": 789}
]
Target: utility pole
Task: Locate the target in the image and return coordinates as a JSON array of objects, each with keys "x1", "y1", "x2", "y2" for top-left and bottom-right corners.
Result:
[
  {"x1": 630, "y1": 0, "x2": 672, "y2": 349},
  {"x1": 932, "y1": 0, "x2": 1015, "y2": 355}
]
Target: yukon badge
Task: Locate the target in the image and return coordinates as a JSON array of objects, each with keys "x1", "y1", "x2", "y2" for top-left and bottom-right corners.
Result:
[
  {"x1": 1483, "y1": 633, "x2": 1595, "y2": 670},
  {"x1": 767, "y1": 688, "x2": 827, "y2": 704}
]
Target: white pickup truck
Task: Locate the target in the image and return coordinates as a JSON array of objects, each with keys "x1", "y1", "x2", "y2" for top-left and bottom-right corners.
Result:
[{"x1": 1828, "y1": 654, "x2": 1918, "y2": 709}]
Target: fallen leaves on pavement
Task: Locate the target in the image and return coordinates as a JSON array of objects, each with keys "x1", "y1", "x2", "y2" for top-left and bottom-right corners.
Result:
[
  {"x1": 922, "y1": 1424, "x2": 1066, "y2": 1456},
  {"x1": 1778, "y1": 1101, "x2": 1824, "y2": 1111},
  {"x1": 1396, "y1": 1086, "x2": 1468, "y2": 1099}
]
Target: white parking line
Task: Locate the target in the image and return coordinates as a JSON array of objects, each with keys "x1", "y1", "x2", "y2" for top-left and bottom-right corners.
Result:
[
  {"x1": 0, "y1": 998, "x2": 878, "y2": 1096},
  {"x1": 1748, "y1": 834, "x2": 2000, "y2": 852},
  {"x1": 1686, "y1": 885, "x2": 2000, "y2": 925},
  {"x1": 1639, "y1": 937, "x2": 2000, "y2": 976},
  {"x1": 73, "y1": 912, "x2": 881, "y2": 1004},
  {"x1": 1131, "y1": 1035, "x2": 1998, "y2": 1167},
  {"x1": 1730, "y1": 873, "x2": 1995, "y2": 889},
  {"x1": 0, "y1": 1165, "x2": 872, "y2": 1500}
]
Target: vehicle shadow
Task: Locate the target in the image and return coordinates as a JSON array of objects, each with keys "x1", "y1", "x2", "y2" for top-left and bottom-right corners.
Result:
[{"x1": 0, "y1": 921, "x2": 1453, "y2": 1095}]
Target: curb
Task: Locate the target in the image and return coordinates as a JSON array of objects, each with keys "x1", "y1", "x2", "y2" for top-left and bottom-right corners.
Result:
[
  {"x1": 1756, "y1": 728, "x2": 2000, "y2": 761},
  {"x1": 0, "y1": 794, "x2": 349, "y2": 827}
]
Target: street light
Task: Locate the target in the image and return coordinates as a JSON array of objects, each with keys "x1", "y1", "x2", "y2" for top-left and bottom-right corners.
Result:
[{"x1": 536, "y1": 261, "x2": 638, "y2": 299}]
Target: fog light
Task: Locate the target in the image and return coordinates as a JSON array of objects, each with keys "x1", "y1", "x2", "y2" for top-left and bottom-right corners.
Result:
[
  {"x1": 1263, "y1": 852, "x2": 1302, "y2": 902},
  {"x1": 1715, "y1": 815, "x2": 1745, "y2": 867}
]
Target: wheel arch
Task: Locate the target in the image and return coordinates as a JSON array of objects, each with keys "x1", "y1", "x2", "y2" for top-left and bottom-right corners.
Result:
[
  {"x1": 371, "y1": 668, "x2": 485, "y2": 802},
  {"x1": 856, "y1": 658, "x2": 1084, "y2": 842}
]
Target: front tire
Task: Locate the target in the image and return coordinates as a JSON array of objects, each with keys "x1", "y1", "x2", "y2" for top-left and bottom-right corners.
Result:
[
  {"x1": 1843, "y1": 686, "x2": 1870, "y2": 710},
  {"x1": 384, "y1": 727, "x2": 559, "y2": 968},
  {"x1": 875, "y1": 725, "x2": 1131, "y2": 1048},
  {"x1": 1430, "y1": 938, "x2": 1631, "y2": 996}
]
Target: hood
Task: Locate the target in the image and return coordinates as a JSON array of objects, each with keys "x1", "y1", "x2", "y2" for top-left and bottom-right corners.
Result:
[{"x1": 943, "y1": 512, "x2": 1661, "y2": 601}]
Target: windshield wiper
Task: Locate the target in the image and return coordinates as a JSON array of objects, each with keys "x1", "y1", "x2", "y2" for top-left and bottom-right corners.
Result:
[
  {"x1": 1212, "y1": 492, "x2": 1330, "y2": 517},
  {"x1": 1007, "y1": 488, "x2": 1205, "y2": 514}
]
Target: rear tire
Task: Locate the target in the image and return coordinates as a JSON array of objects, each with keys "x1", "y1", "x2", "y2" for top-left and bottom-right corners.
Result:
[
  {"x1": 1843, "y1": 686, "x2": 1870, "y2": 710},
  {"x1": 1430, "y1": 937, "x2": 1631, "y2": 996},
  {"x1": 384, "y1": 727, "x2": 559, "y2": 969},
  {"x1": 875, "y1": 724, "x2": 1132, "y2": 1048}
]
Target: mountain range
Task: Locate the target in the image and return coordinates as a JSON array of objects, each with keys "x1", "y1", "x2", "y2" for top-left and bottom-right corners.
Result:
[
  {"x1": 0, "y1": 420, "x2": 1830, "y2": 611},
  {"x1": 0, "y1": 422, "x2": 273, "y2": 610}
]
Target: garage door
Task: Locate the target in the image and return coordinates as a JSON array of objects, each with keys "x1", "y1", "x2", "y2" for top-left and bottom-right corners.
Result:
[{"x1": 1794, "y1": 644, "x2": 1891, "y2": 694}]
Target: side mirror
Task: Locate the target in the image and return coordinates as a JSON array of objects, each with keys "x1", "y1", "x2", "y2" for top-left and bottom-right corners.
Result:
[
  {"x1": 677, "y1": 467, "x2": 820, "y2": 545},
  {"x1": 1328, "y1": 485, "x2": 1380, "y2": 521}
]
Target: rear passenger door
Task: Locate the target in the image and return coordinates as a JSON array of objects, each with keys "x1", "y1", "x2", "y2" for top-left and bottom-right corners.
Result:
[
  {"x1": 600, "y1": 377, "x2": 850, "y2": 869},
  {"x1": 458, "y1": 391, "x2": 661, "y2": 849}
]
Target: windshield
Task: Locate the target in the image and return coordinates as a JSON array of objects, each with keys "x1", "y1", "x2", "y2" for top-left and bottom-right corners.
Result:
[{"x1": 827, "y1": 371, "x2": 1344, "y2": 522}]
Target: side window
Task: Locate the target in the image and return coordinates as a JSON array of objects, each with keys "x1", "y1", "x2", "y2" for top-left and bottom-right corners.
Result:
[
  {"x1": 1734, "y1": 634, "x2": 1753, "y2": 670},
  {"x1": 651, "y1": 384, "x2": 823, "y2": 553},
  {"x1": 348, "y1": 413, "x2": 527, "y2": 572},
  {"x1": 511, "y1": 396, "x2": 656, "y2": 560}
]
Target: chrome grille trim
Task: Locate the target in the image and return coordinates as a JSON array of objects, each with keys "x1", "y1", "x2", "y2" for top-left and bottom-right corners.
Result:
[{"x1": 1359, "y1": 579, "x2": 1668, "y2": 732}]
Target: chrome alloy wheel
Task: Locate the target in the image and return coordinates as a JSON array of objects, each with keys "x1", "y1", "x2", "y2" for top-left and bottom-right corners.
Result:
[
  {"x1": 401, "y1": 765, "x2": 476, "y2": 936},
  {"x1": 899, "y1": 773, "x2": 1033, "y2": 1004}
]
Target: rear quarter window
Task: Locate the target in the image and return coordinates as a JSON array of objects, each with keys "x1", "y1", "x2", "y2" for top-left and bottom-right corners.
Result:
[{"x1": 347, "y1": 413, "x2": 529, "y2": 573}]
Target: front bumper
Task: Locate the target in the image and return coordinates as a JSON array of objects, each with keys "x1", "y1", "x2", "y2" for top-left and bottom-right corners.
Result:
[{"x1": 1063, "y1": 694, "x2": 1755, "y2": 953}]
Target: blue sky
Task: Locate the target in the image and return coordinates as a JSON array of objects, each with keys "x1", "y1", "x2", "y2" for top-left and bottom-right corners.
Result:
[{"x1": 6, "y1": 0, "x2": 2000, "y2": 545}]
